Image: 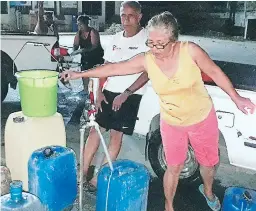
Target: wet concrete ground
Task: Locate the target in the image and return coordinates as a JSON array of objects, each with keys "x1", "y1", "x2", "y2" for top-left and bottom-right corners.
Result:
[{"x1": 2, "y1": 83, "x2": 256, "y2": 211}]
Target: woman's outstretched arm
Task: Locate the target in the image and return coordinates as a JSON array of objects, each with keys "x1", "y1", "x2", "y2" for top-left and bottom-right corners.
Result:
[{"x1": 61, "y1": 53, "x2": 146, "y2": 80}]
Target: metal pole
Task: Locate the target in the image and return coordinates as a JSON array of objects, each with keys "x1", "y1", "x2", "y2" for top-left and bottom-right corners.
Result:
[
  {"x1": 244, "y1": 1, "x2": 248, "y2": 40},
  {"x1": 78, "y1": 79, "x2": 114, "y2": 210},
  {"x1": 78, "y1": 117, "x2": 114, "y2": 210},
  {"x1": 94, "y1": 123, "x2": 114, "y2": 171},
  {"x1": 79, "y1": 126, "x2": 86, "y2": 211}
]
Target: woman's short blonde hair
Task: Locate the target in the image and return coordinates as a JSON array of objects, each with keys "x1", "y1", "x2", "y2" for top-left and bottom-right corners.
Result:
[{"x1": 147, "y1": 11, "x2": 179, "y2": 41}]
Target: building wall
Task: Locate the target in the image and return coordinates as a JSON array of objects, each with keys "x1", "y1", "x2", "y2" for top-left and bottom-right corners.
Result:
[
  {"x1": 210, "y1": 11, "x2": 256, "y2": 27},
  {"x1": 1, "y1": 1, "x2": 121, "y2": 32},
  {"x1": 115, "y1": 1, "x2": 122, "y2": 15}
]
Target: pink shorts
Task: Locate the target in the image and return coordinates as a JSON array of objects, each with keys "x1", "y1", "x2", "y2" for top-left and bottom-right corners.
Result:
[{"x1": 160, "y1": 107, "x2": 219, "y2": 167}]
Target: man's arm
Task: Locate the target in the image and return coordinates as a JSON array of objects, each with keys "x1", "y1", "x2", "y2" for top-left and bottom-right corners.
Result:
[
  {"x1": 123, "y1": 72, "x2": 149, "y2": 96},
  {"x1": 111, "y1": 72, "x2": 149, "y2": 111},
  {"x1": 98, "y1": 60, "x2": 109, "y2": 93},
  {"x1": 95, "y1": 61, "x2": 109, "y2": 112}
]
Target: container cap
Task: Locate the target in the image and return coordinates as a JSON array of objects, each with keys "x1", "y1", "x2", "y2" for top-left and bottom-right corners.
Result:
[
  {"x1": 10, "y1": 180, "x2": 23, "y2": 201},
  {"x1": 43, "y1": 147, "x2": 54, "y2": 158}
]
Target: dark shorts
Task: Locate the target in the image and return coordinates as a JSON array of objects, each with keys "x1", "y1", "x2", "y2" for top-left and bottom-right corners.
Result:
[{"x1": 95, "y1": 90, "x2": 142, "y2": 135}]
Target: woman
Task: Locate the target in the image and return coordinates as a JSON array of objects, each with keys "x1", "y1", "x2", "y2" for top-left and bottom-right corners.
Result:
[
  {"x1": 72, "y1": 15, "x2": 104, "y2": 92},
  {"x1": 62, "y1": 12, "x2": 255, "y2": 211}
]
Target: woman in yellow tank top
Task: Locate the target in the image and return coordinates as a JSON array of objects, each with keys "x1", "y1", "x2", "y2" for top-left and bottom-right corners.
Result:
[{"x1": 62, "y1": 11, "x2": 255, "y2": 211}]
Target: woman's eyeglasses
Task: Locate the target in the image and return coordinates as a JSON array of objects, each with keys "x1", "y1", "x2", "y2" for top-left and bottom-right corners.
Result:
[{"x1": 145, "y1": 40, "x2": 172, "y2": 49}]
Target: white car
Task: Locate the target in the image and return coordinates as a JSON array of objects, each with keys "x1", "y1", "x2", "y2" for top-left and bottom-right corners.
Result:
[{"x1": 136, "y1": 74, "x2": 256, "y2": 183}]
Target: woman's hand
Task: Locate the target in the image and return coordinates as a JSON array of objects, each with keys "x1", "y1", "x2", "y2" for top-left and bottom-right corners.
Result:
[
  {"x1": 233, "y1": 95, "x2": 255, "y2": 114},
  {"x1": 112, "y1": 93, "x2": 129, "y2": 112},
  {"x1": 60, "y1": 71, "x2": 81, "y2": 81},
  {"x1": 70, "y1": 49, "x2": 84, "y2": 56}
]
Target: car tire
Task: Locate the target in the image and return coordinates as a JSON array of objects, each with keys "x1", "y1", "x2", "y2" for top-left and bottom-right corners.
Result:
[
  {"x1": 147, "y1": 129, "x2": 200, "y2": 184},
  {"x1": 1, "y1": 62, "x2": 10, "y2": 102}
]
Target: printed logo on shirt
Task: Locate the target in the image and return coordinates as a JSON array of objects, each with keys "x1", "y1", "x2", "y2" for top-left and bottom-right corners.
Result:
[
  {"x1": 112, "y1": 45, "x2": 121, "y2": 51},
  {"x1": 128, "y1": 46, "x2": 138, "y2": 50}
]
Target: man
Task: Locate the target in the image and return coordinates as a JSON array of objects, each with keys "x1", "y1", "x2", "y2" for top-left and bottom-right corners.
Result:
[
  {"x1": 34, "y1": 1, "x2": 59, "y2": 40},
  {"x1": 82, "y1": 1, "x2": 149, "y2": 192}
]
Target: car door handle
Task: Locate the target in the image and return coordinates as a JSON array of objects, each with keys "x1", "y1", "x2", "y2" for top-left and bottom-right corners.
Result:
[
  {"x1": 249, "y1": 136, "x2": 256, "y2": 141},
  {"x1": 244, "y1": 142, "x2": 256, "y2": 149},
  {"x1": 216, "y1": 110, "x2": 235, "y2": 128}
]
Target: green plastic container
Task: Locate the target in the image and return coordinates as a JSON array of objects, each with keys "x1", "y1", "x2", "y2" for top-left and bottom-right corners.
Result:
[{"x1": 15, "y1": 70, "x2": 59, "y2": 117}]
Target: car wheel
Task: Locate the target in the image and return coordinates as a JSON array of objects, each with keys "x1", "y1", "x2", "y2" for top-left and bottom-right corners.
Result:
[{"x1": 147, "y1": 129, "x2": 200, "y2": 184}]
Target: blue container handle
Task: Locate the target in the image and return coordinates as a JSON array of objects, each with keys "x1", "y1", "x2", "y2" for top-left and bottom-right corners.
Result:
[
  {"x1": 43, "y1": 147, "x2": 54, "y2": 158},
  {"x1": 232, "y1": 190, "x2": 253, "y2": 210},
  {"x1": 111, "y1": 160, "x2": 149, "y2": 176},
  {"x1": 243, "y1": 190, "x2": 252, "y2": 202}
]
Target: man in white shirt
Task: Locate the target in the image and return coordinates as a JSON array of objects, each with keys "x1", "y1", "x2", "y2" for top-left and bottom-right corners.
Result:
[{"x1": 83, "y1": 1, "x2": 149, "y2": 192}]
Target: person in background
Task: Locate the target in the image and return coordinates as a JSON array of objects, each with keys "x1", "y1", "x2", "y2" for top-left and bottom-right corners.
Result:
[
  {"x1": 62, "y1": 11, "x2": 255, "y2": 211},
  {"x1": 75, "y1": 1, "x2": 149, "y2": 193},
  {"x1": 34, "y1": 1, "x2": 59, "y2": 40},
  {"x1": 71, "y1": 15, "x2": 104, "y2": 93}
]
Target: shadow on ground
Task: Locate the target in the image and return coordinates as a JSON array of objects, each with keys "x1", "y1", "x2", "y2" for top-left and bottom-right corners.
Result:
[{"x1": 147, "y1": 177, "x2": 226, "y2": 211}]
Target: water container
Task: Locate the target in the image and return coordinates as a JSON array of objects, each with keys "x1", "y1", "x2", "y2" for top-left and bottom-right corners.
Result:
[
  {"x1": 222, "y1": 187, "x2": 256, "y2": 211},
  {"x1": 28, "y1": 146, "x2": 77, "y2": 211},
  {"x1": 5, "y1": 111, "x2": 66, "y2": 191},
  {"x1": 15, "y1": 70, "x2": 59, "y2": 117},
  {"x1": 96, "y1": 159, "x2": 150, "y2": 211},
  {"x1": 1, "y1": 166, "x2": 12, "y2": 196},
  {"x1": 1, "y1": 180, "x2": 46, "y2": 211}
]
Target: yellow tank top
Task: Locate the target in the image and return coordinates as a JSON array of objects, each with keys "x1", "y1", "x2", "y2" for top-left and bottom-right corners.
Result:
[{"x1": 145, "y1": 41, "x2": 213, "y2": 126}]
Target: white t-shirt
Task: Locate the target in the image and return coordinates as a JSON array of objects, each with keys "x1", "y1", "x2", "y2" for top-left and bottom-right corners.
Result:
[{"x1": 103, "y1": 28, "x2": 149, "y2": 95}]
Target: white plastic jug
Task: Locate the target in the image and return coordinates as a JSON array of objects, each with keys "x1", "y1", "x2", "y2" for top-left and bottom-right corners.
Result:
[{"x1": 5, "y1": 111, "x2": 66, "y2": 191}]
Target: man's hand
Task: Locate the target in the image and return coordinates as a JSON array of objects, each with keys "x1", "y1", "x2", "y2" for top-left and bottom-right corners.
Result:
[
  {"x1": 112, "y1": 93, "x2": 129, "y2": 112},
  {"x1": 96, "y1": 91, "x2": 108, "y2": 112}
]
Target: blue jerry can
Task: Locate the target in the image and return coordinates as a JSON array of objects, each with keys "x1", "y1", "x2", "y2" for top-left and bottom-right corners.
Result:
[
  {"x1": 96, "y1": 159, "x2": 150, "y2": 211},
  {"x1": 28, "y1": 146, "x2": 77, "y2": 211},
  {"x1": 222, "y1": 187, "x2": 256, "y2": 211}
]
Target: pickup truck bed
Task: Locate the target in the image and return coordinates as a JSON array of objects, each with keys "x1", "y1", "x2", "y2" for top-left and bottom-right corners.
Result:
[
  {"x1": 209, "y1": 60, "x2": 256, "y2": 92},
  {"x1": 1, "y1": 32, "x2": 58, "y2": 101}
]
